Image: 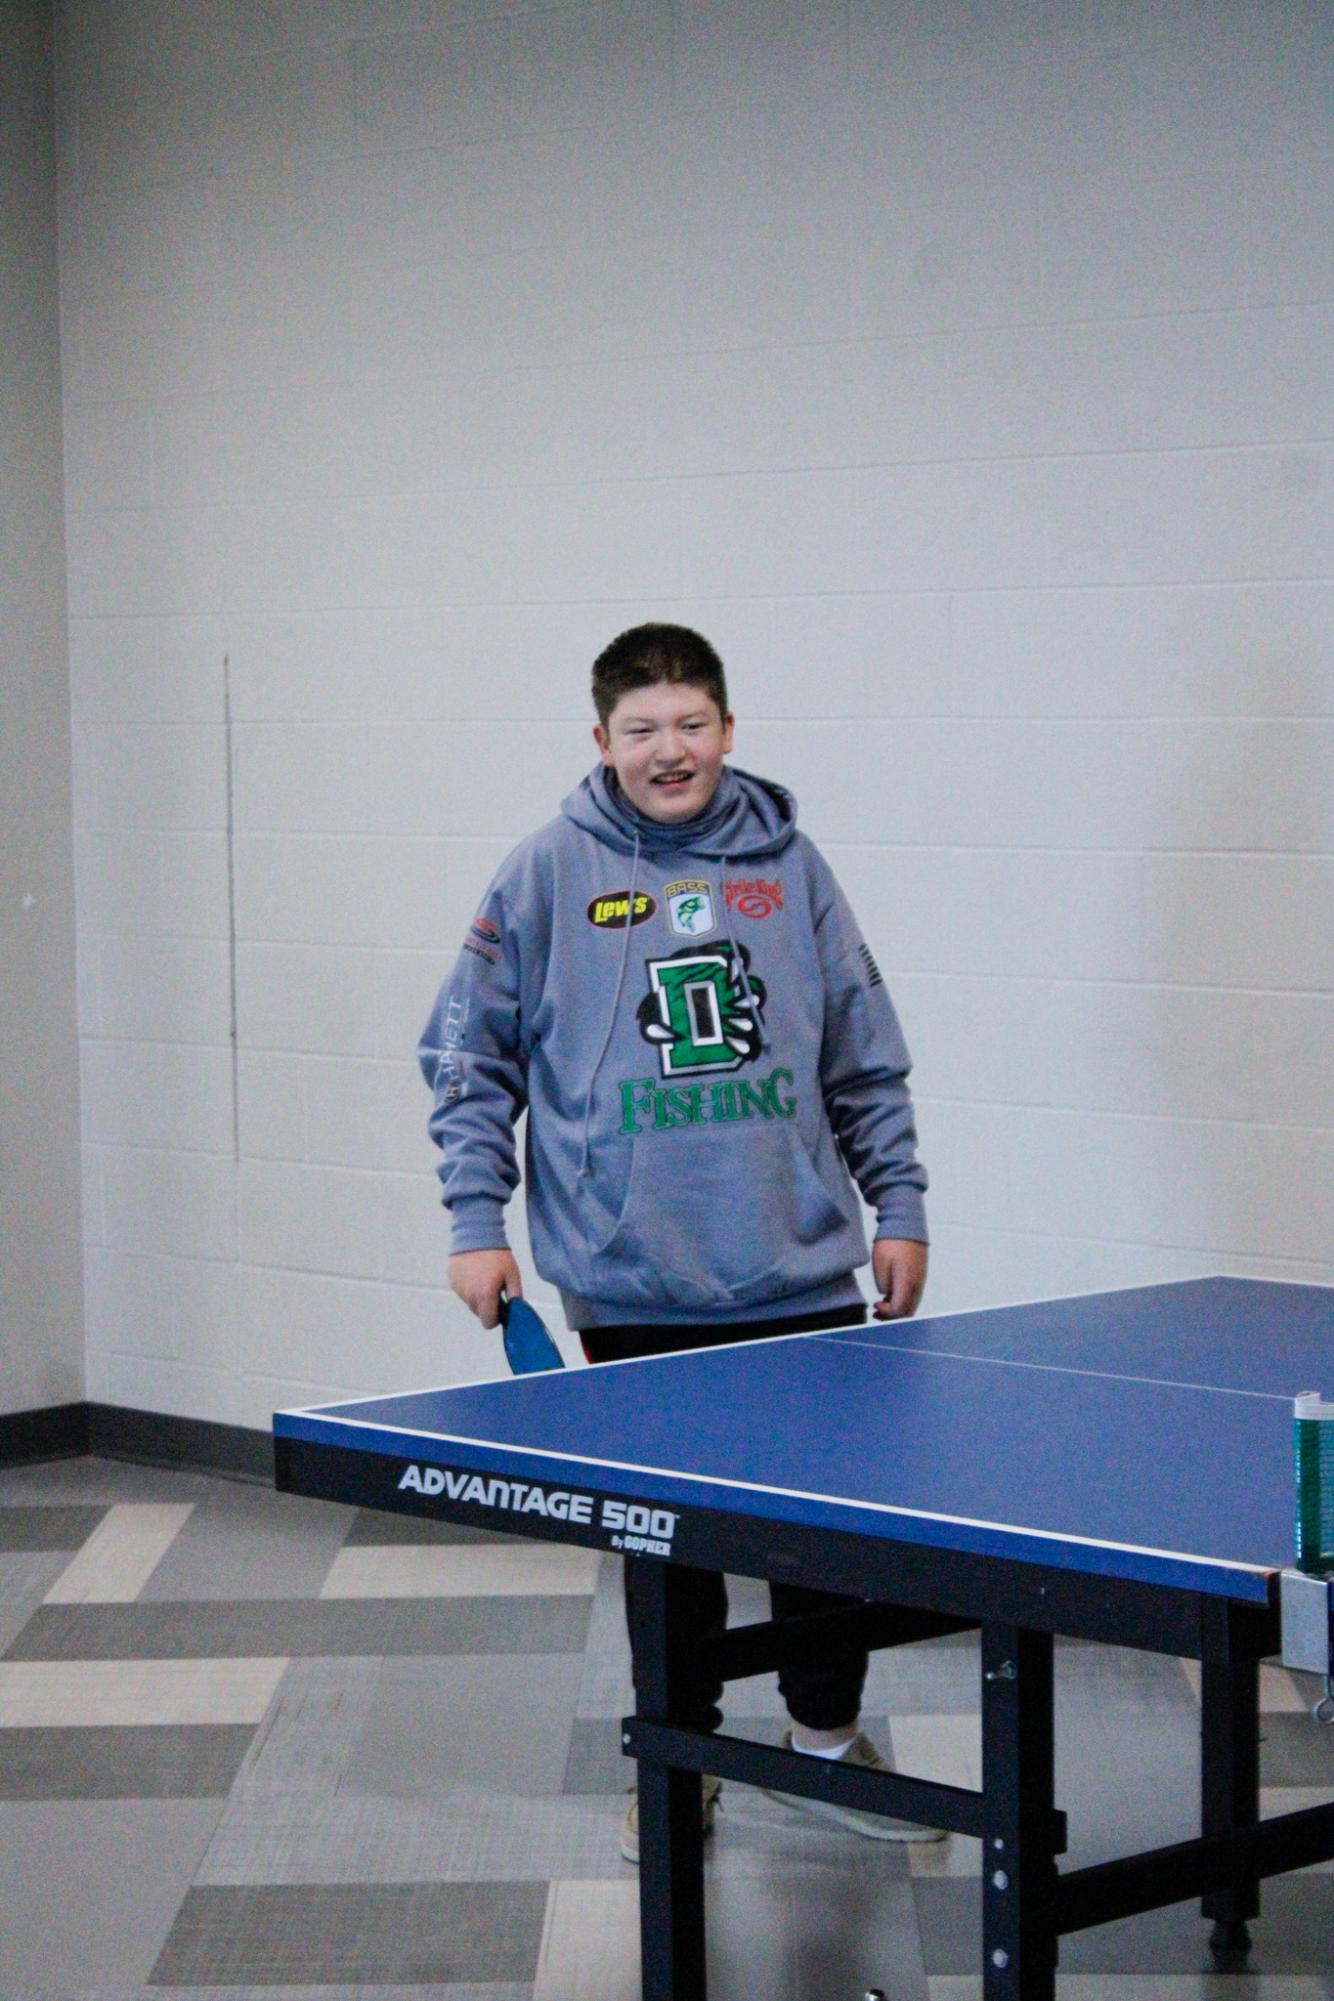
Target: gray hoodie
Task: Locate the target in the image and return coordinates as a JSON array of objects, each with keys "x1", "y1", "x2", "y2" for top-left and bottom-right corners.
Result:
[{"x1": 418, "y1": 764, "x2": 927, "y2": 1329}]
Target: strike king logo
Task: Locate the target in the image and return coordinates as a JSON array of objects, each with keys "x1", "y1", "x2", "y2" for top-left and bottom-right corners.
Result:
[
  {"x1": 725, "y1": 876, "x2": 783, "y2": 919},
  {"x1": 397, "y1": 1463, "x2": 678, "y2": 1555},
  {"x1": 664, "y1": 878, "x2": 716, "y2": 936},
  {"x1": 635, "y1": 942, "x2": 766, "y2": 1078},
  {"x1": 587, "y1": 889, "x2": 657, "y2": 929}
]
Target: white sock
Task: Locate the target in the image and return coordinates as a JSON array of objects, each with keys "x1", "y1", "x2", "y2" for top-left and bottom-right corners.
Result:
[{"x1": 790, "y1": 1732, "x2": 857, "y2": 1760}]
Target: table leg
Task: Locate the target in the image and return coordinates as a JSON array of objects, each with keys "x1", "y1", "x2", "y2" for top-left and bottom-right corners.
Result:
[
  {"x1": 627, "y1": 1558, "x2": 710, "y2": 2001},
  {"x1": 1200, "y1": 1605, "x2": 1261, "y2": 1958},
  {"x1": 981, "y1": 1624, "x2": 1058, "y2": 2001}
]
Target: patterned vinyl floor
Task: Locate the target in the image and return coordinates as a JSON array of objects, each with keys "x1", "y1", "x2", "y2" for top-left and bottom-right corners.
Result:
[{"x1": 1, "y1": 1452, "x2": 1331, "y2": 1999}]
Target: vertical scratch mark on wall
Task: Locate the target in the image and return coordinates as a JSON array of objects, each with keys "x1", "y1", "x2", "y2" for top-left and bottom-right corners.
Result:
[{"x1": 223, "y1": 652, "x2": 240, "y2": 1162}]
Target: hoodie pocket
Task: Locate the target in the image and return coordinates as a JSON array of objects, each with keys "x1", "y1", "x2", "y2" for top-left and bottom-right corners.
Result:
[{"x1": 583, "y1": 1119, "x2": 862, "y2": 1310}]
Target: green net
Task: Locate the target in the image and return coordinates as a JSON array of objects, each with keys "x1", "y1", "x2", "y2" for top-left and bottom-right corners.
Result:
[{"x1": 1295, "y1": 1393, "x2": 1334, "y2": 1576}]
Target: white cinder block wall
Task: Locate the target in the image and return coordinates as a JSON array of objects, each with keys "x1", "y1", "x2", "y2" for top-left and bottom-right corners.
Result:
[
  {"x1": 57, "y1": 1, "x2": 1332, "y2": 1430},
  {"x1": 1, "y1": 0, "x2": 83, "y2": 1418}
]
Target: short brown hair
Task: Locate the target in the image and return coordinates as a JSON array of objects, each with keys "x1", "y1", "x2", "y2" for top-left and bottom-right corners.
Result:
[{"x1": 591, "y1": 623, "x2": 728, "y2": 728}]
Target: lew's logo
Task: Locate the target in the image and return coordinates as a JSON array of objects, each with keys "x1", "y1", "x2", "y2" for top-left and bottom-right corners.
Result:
[
  {"x1": 397, "y1": 1464, "x2": 678, "y2": 1555},
  {"x1": 587, "y1": 890, "x2": 657, "y2": 929}
]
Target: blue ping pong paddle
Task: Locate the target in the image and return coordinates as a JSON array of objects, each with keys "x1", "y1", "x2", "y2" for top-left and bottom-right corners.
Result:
[{"x1": 501, "y1": 1296, "x2": 565, "y2": 1376}]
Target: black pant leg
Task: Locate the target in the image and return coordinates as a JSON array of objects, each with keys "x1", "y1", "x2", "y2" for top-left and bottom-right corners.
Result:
[
  {"x1": 624, "y1": 1556, "x2": 729, "y2": 1733},
  {"x1": 769, "y1": 1580, "x2": 869, "y2": 1733}
]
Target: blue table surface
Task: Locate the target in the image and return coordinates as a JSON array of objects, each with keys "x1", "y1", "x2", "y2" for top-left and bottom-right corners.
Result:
[{"x1": 276, "y1": 1277, "x2": 1333, "y2": 1602}]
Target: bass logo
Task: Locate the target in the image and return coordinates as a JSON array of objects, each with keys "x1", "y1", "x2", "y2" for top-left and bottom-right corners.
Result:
[
  {"x1": 636, "y1": 942, "x2": 767, "y2": 1077},
  {"x1": 664, "y1": 878, "x2": 716, "y2": 936},
  {"x1": 587, "y1": 890, "x2": 657, "y2": 929}
]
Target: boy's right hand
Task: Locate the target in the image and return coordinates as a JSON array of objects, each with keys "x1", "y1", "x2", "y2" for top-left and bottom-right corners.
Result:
[{"x1": 448, "y1": 1249, "x2": 524, "y2": 1330}]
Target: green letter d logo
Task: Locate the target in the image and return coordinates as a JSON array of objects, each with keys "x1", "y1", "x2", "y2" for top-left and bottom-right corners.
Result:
[{"x1": 648, "y1": 953, "x2": 741, "y2": 1077}]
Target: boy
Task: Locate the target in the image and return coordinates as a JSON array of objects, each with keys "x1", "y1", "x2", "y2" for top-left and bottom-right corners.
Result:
[{"x1": 419, "y1": 623, "x2": 937, "y2": 1858}]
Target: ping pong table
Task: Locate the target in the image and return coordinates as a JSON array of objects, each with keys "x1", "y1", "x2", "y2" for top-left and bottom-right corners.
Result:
[{"x1": 274, "y1": 1275, "x2": 1334, "y2": 1999}]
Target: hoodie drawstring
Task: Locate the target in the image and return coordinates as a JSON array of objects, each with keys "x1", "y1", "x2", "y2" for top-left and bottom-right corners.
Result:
[
  {"x1": 721, "y1": 858, "x2": 769, "y2": 1053},
  {"x1": 578, "y1": 831, "x2": 641, "y2": 1181}
]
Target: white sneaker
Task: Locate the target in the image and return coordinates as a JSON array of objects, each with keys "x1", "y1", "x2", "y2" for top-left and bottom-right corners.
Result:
[
  {"x1": 762, "y1": 1730, "x2": 947, "y2": 1842},
  {"x1": 620, "y1": 1772, "x2": 723, "y2": 1865}
]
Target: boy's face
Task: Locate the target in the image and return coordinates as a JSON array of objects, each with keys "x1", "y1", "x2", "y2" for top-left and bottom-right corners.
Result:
[{"x1": 594, "y1": 681, "x2": 734, "y2": 825}]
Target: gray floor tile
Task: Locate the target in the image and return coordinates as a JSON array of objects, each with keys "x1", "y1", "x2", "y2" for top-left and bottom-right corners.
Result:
[
  {"x1": 0, "y1": 1551, "x2": 70, "y2": 1656},
  {"x1": 382, "y1": 1597, "x2": 591, "y2": 1657},
  {"x1": 198, "y1": 1787, "x2": 625, "y2": 1885},
  {"x1": 0, "y1": 1799, "x2": 224, "y2": 1991},
  {"x1": 0, "y1": 1649, "x2": 286, "y2": 1726},
  {"x1": 717, "y1": 1572, "x2": 769, "y2": 1620},
  {"x1": 532, "y1": 1867, "x2": 929, "y2": 2001},
  {"x1": 1055, "y1": 1695, "x2": 1202, "y2": 1866},
  {"x1": 1056, "y1": 1639, "x2": 1200, "y2": 1717},
  {"x1": 140, "y1": 1488, "x2": 356, "y2": 1602},
  {"x1": 1262, "y1": 1713, "x2": 1334, "y2": 1787},
  {"x1": 149, "y1": 1882, "x2": 548, "y2": 1987},
  {"x1": 707, "y1": 1858, "x2": 929, "y2": 2001},
  {"x1": 0, "y1": 1504, "x2": 107, "y2": 1550},
  {"x1": 0, "y1": 1550, "x2": 69, "y2": 1600},
  {"x1": 564, "y1": 1715, "x2": 639, "y2": 1796},
  {"x1": 572, "y1": 1552, "x2": 636, "y2": 1721},
  {"x1": 926, "y1": 1982, "x2": 1334, "y2": 1997},
  {"x1": 0, "y1": 1457, "x2": 227, "y2": 1504},
  {"x1": 0, "y1": 1724, "x2": 255, "y2": 1799},
  {"x1": 344, "y1": 1653, "x2": 584, "y2": 1803},
  {"x1": 6, "y1": 1596, "x2": 591, "y2": 1660},
  {"x1": 914, "y1": 1876, "x2": 1334, "y2": 1975},
  {"x1": 146, "y1": 1988, "x2": 533, "y2": 2000},
  {"x1": 201, "y1": 1773, "x2": 929, "y2": 1891},
  {"x1": 532, "y1": 1876, "x2": 640, "y2": 2000},
  {"x1": 0, "y1": 1987, "x2": 532, "y2": 2000},
  {"x1": 47, "y1": 1500, "x2": 196, "y2": 1604},
  {"x1": 864, "y1": 1632, "x2": 984, "y2": 1717},
  {"x1": 230, "y1": 1656, "x2": 386, "y2": 1798},
  {"x1": 322, "y1": 1539, "x2": 599, "y2": 1599},
  {"x1": 345, "y1": 1510, "x2": 527, "y2": 1548}
]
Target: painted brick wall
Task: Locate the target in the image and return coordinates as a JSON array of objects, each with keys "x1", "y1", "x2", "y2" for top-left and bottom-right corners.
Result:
[
  {"x1": 1, "y1": 0, "x2": 84, "y2": 1417},
  {"x1": 57, "y1": 1, "x2": 1332, "y2": 1427}
]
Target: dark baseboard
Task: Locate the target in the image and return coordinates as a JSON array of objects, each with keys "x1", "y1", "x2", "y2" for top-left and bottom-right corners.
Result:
[
  {"x1": 0, "y1": 1401, "x2": 272, "y2": 1483},
  {"x1": 0, "y1": 1402, "x2": 90, "y2": 1467}
]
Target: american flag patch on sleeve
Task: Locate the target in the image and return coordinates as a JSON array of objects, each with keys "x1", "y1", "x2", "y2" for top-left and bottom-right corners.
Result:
[{"x1": 858, "y1": 942, "x2": 883, "y2": 989}]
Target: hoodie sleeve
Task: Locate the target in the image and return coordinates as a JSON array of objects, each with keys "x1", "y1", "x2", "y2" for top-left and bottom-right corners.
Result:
[
  {"x1": 416, "y1": 847, "x2": 545, "y2": 1256},
  {"x1": 809, "y1": 846, "x2": 929, "y2": 1244}
]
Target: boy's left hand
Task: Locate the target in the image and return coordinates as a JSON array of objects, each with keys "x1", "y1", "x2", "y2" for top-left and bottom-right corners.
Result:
[{"x1": 872, "y1": 1238, "x2": 928, "y2": 1320}]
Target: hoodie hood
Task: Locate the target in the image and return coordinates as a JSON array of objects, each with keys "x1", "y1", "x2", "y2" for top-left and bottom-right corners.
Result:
[{"x1": 561, "y1": 763, "x2": 799, "y2": 862}]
